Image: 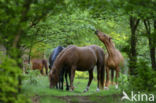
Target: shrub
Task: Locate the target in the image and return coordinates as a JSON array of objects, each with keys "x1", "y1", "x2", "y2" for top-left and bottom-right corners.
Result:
[
  {"x1": 129, "y1": 59, "x2": 156, "y2": 92},
  {"x1": 0, "y1": 56, "x2": 30, "y2": 103},
  {"x1": 23, "y1": 70, "x2": 40, "y2": 85},
  {"x1": 118, "y1": 73, "x2": 129, "y2": 90}
]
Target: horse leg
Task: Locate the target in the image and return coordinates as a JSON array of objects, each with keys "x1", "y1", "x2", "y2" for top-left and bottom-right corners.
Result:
[
  {"x1": 40, "y1": 69, "x2": 43, "y2": 75},
  {"x1": 83, "y1": 69, "x2": 93, "y2": 92},
  {"x1": 111, "y1": 68, "x2": 114, "y2": 85},
  {"x1": 115, "y1": 67, "x2": 119, "y2": 89},
  {"x1": 45, "y1": 65, "x2": 48, "y2": 75},
  {"x1": 105, "y1": 66, "x2": 109, "y2": 90},
  {"x1": 96, "y1": 65, "x2": 101, "y2": 92},
  {"x1": 58, "y1": 79, "x2": 60, "y2": 89},
  {"x1": 65, "y1": 69, "x2": 69, "y2": 90},
  {"x1": 59, "y1": 72, "x2": 64, "y2": 90},
  {"x1": 56, "y1": 83, "x2": 58, "y2": 89},
  {"x1": 70, "y1": 66, "x2": 76, "y2": 91},
  {"x1": 60, "y1": 69, "x2": 64, "y2": 90},
  {"x1": 68, "y1": 69, "x2": 71, "y2": 90}
]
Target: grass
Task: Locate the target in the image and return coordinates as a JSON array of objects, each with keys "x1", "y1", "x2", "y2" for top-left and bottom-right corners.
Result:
[
  {"x1": 22, "y1": 75, "x2": 121, "y2": 97},
  {"x1": 22, "y1": 74, "x2": 124, "y2": 103},
  {"x1": 22, "y1": 72, "x2": 154, "y2": 103}
]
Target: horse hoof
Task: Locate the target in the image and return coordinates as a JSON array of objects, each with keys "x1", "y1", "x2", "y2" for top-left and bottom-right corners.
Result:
[
  {"x1": 83, "y1": 90, "x2": 87, "y2": 93},
  {"x1": 115, "y1": 84, "x2": 118, "y2": 89},
  {"x1": 69, "y1": 89, "x2": 73, "y2": 92},
  {"x1": 104, "y1": 87, "x2": 109, "y2": 90},
  {"x1": 96, "y1": 88, "x2": 100, "y2": 92},
  {"x1": 83, "y1": 89, "x2": 88, "y2": 93},
  {"x1": 83, "y1": 87, "x2": 89, "y2": 93},
  {"x1": 69, "y1": 87, "x2": 74, "y2": 91}
]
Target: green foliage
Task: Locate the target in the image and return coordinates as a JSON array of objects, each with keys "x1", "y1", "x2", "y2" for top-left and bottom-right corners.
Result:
[
  {"x1": 0, "y1": 56, "x2": 29, "y2": 103},
  {"x1": 0, "y1": 0, "x2": 66, "y2": 59},
  {"x1": 31, "y1": 7, "x2": 129, "y2": 57},
  {"x1": 129, "y1": 59, "x2": 156, "y2": 91},
  {"x1": 118, "y1": 73, "x2": 129, "y2": 91},
  {"x1": 1, "y1": 0, "x2": 156, "y2": 102},
  {"x1": 23, "y1": 70, "x2": 40, "y2": 85},
  {"x1": 75, "y1": 71, "x2": 89, "y2": 79}
]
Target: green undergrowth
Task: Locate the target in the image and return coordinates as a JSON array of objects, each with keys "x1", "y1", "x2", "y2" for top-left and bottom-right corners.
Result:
[
  {"x1": 22, "y1": 75, "x2": 121, "y2": 97},
  {"x1": 22, "y1": 73, "x2": 156, "y2": 103}
]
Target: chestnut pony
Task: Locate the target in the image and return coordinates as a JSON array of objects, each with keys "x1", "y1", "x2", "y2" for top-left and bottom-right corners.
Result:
[
  {"x1": 31, "y1": 59, "x2": 48, "y2": 75},
  {"x1": 95, "y1": 30, "x2": 124, "y2": 89},
  {"x1": 49, "y1": 45, "x2": 105, "y2": 92}
]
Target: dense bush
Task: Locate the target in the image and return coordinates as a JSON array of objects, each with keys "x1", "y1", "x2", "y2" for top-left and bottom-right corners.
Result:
[
  {"x1": 0, "y1": 57, "x2": 29, "y2": 103},
  {"x1": 129, "y1": 59, "x2": 156, "y2": 91},
  {"x1": 118, "y1": 73, "x2": 129, "y2": 90}
]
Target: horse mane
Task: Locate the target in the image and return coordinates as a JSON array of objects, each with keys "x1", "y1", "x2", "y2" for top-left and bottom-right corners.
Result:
[{"x1": 50, "y1": 45, "x2": 74, "y2": 78}]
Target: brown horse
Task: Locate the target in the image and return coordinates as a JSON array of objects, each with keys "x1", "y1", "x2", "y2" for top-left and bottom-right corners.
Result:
[
  {"x1": 49, "y1": 45, "x2": 105, "y2": 92},
  {"x1": 95, "y1": 30, "x2": 124, "y2": 89},
  {"x1": 31, "y1": 59, "x2": 48, "y2": 75}
]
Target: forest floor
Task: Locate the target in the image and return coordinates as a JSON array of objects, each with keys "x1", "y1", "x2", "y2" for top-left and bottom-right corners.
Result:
[{"x1": 22, "y1": 74, "x2": 130, "y2": 103}]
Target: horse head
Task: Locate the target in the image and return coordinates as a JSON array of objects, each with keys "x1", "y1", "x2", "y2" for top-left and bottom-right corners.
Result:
[
  {"x1": 49, "y1": 67, "x2": 59, "y2": 88},
  {"x1": 95, "y1": 30, "x2": 112, "y2": 45}
]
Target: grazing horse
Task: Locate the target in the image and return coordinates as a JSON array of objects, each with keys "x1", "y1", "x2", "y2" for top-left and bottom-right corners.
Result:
[
  {"x1": 49, "y1": 46, "x2": 70, "y2": 90},
  {"x1": 31, "y1": 59, "x2": 48, "y2": 75},
  {"x1": 95, "y1": 30, "x2": 124, "y2": 89},
  {"x1": 49, "y1": 45, "x2": 105, "y2": 92}
]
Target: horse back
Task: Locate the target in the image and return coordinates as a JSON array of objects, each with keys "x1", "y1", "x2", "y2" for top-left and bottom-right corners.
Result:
[
  {"x1": 88, "y1": 45, "x2": 105, "y2": 65},
  {"x1": 32, "y1": 59, "x2": 43, "y2": 70},
  {"x1": 62, "y1": 46, "x2": 97, "y2": 70}
]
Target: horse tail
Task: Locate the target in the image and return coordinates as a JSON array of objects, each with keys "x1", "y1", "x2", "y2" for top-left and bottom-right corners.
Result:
[
  {"x1": 43, "y1": 59, "x2": 48, "y2": 75},
  {"x1": 99, "y1": 52, "x2": 105, "y2": 89},
  {"x1": 98, "y1": 63, "x2": 104, "y2": 89}
]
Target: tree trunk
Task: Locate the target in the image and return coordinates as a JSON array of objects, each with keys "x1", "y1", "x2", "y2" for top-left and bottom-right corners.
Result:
[
  {"x1": 144, "y1": 20, "x2": 156, "y2": 70},
  {"x1": 153, "y1": 20, "x2": 156, "y2": 70},
  {"x1": 129, "y1": 16, "x2": 140, "y2": 75}
]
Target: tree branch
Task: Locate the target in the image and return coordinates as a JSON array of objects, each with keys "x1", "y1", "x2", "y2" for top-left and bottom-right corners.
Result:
[{"x1": 13, "y1": 0, "x2": 33, "y2": 48}]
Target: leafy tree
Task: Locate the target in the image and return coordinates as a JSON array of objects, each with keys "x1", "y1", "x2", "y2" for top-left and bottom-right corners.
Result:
[
  {"x1": 0, "y1": 0, "x2": 65, "y2": 63},
  {"x1": 0, "y1": 56, "x2": 29, "y2": 103},
  {"x1": 0, "y1": 0, "x2": 65, "y2": 102}
]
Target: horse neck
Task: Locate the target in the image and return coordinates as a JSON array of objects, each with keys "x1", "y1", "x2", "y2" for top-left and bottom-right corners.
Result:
[
  {"x1": 53, "y1": 57, "x2": 64, "y2": 74},
  {"x1": 104, "y1": 42, "x2": 116, "y2": 57}
]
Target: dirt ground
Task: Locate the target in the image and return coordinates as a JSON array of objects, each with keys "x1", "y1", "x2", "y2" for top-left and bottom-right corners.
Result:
[
  {"x1": 32, "y1": 94, "x2": 122, "y2": 103},
  {"x1": 59, "y1": 96, "x2": 95, "y2": 103}
]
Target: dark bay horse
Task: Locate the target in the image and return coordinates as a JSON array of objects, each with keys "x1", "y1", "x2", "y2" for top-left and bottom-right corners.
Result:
[
  {"x1": 49, "y1": 46, "x2": 70, "y2": 90},
  {"x1": 49, "y1": 45, "x2": 105, "y2": 92},
  {"x1": 31, "y1": 59, "x2": 48, "y2": 75},
  {"x1": 49, "y1": 46, "x2": 64, "y2": 70},
  {"x1": 95, "y1": 30, "x2": 124, "y2": 89}
]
